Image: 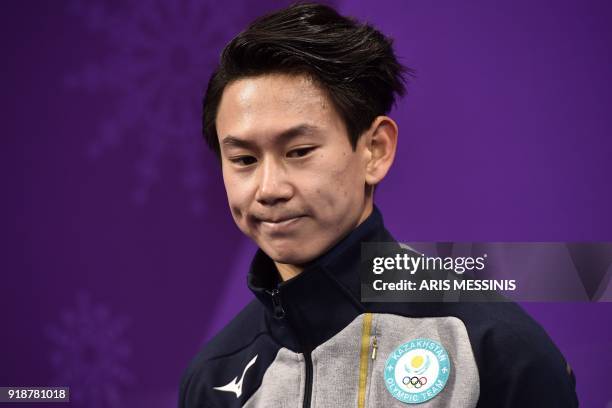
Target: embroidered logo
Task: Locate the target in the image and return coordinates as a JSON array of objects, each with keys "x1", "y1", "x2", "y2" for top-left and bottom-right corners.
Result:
[
  {"x1": 213, "y1": 355, "x2": 258, "y2": 398},
  {"x1": 384, "y1": 338, "x2": 450, "y2": 404}
]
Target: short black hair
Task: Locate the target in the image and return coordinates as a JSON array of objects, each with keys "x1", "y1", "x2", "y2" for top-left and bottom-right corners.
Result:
[{"x1": 202, "y1": 2, "x2": 412, "y2": 158}]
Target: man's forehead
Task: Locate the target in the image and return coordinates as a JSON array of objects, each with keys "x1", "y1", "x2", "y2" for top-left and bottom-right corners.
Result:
[
  {"x1": 220, "y1": 73, "x2": 329, "y2": 113},
  {"x1": 216, "y1": 74, "x2": 340, "y2": 147}
]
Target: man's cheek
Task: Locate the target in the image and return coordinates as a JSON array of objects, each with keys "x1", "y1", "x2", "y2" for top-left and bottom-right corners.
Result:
[{"x1": 226, "y1": 194, "x2": 247, "y2": 225}]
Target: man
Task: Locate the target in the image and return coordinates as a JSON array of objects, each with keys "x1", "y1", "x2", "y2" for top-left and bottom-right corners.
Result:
[{"x1": 179, "y1": 3, "x2": 578, "y2": 407}]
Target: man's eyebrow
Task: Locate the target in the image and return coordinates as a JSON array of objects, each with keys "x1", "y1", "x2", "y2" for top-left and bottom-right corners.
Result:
[{"x1": 221, "y1": 124, "x2": 321, "y2": 150}]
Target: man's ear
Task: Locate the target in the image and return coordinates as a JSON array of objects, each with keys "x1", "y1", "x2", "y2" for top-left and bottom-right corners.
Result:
[{"x1": 363, "y1": 116, "x2": 398, "y2": 186}]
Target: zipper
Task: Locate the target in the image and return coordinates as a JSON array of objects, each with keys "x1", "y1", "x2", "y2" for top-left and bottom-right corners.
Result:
[
  {"x1": 265, "y1": 287, "x2": 313, "y2": 407},
  {"x1": 358, "y1": 313, "x2": 377, "y2": 408},
  {"x1": 303, "y1": 350, "x2": 313, "y2": 408},
  {"x1": 267, "y1": 288, "x2": 286, "y2": 319},
  {"x1": 371, "y1": 335, "x2": 378, "y2": 360}
]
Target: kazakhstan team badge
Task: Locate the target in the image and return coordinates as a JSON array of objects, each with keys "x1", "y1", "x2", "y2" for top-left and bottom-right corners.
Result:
[{"x1": 384, "y1": 338, "x2": 451, "y2": 404}]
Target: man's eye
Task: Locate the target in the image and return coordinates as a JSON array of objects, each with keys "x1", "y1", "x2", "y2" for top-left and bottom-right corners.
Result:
[
  {"x1": 287, "y1": 147, "x2": 316, "y2": 158},
  {"x1": 230, "y1": 156, "x2": 257, "y2": 166}
]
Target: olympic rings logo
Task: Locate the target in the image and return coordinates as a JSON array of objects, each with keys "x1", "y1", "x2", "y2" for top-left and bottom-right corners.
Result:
[{"x1": 402, "y1": 376, "x2": 428, "y2": 389}]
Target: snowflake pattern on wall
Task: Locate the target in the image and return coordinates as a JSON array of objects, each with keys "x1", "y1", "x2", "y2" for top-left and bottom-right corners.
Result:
[
  {"x1": 65, "y1": 0, "x2": 259, "y2": 215},
  {"x1": 46, "y1": 291, "x2": 132, "y2": 408}
]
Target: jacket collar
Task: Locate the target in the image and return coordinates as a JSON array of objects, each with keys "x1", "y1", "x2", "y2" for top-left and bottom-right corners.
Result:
[{"x1": 247, "y1": 205, "x2": 396, "y2": 351}]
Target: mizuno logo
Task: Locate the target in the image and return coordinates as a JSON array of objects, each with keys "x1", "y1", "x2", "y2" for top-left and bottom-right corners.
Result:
[{"x1": 213, "y1": 355, "x2": 258, "y2": 398}]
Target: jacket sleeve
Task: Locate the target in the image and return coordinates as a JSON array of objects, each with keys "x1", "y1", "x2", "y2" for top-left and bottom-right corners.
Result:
[
  {"x1": 477, "y1": 323, "x2": 578, "y2": 407},
  {"x1": 178, "y1": 360, "x2": 220, "y2": 408},
  {"x1": 178, "y1": 365, "x2": 196, "y2": 408}
]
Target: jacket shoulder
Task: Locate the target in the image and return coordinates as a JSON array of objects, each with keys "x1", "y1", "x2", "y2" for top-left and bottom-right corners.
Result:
[
  {"x1": 179, "y1": 299, "x2": 268, "y2": 408},
  {"x1": 201, "y1": 299, "x2": 267, "y2": 359}
]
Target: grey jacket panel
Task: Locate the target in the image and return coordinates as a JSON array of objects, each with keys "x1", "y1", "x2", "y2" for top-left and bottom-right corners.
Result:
[
  {"x1": 243, "y1": 348, "x2": 305, "y2": 408},
  {"x1": 310, "y1": 313, "x2": 364, "y2": 407},
  {"x1": 244, "y1": 313, "x2": 479, "y2": 407}
]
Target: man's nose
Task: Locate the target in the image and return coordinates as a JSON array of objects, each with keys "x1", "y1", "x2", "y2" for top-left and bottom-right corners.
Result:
[{"x1": 254, "y1": 157, "x2": 293, "y2": 205}]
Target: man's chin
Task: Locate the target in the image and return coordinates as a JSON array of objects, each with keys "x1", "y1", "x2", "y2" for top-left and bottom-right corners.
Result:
[{"x1": 262, "y1": 245, "x2": 320, "y2": 267}]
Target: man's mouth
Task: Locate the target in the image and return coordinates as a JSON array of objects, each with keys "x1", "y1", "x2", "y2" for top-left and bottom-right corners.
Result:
[{"x1": 254, "y1": 215, "x2": 305, "y2": 233}]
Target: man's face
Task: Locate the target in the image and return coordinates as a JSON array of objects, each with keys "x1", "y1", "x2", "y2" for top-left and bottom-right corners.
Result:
[{"x1": 216, "y1": 73, "x2": 372, "y2": 266}]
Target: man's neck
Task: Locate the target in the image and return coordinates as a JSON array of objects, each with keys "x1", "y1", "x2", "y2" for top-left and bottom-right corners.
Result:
[{"x1": 274, "y1": 262, "x2": 304, "y2": 282}]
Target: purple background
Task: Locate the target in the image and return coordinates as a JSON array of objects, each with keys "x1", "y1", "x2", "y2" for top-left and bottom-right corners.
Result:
[{"x1": 2, "y1": 1, "x2": 611, "y2": 407}]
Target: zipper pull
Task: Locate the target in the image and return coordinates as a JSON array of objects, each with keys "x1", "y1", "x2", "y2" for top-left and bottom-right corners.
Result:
[
  {"x1": 371, "y1": 336, "x2": 378, "y2": 360},
  {"x1": 267, "y1": 288, "x2": 286, "y2": 320}
]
